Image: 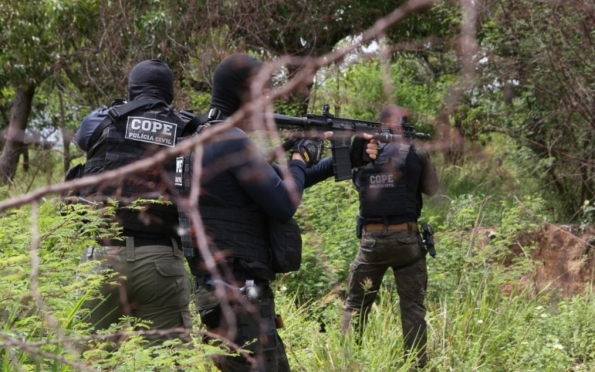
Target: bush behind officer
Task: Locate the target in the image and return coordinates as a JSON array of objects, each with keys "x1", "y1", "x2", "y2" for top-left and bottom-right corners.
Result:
[
  {"x1": 342, "y1": 104, "x2": 439, "y2": 368},
  {"x1": 74, "y1": 59, "x2": 192, "y2": 343}
]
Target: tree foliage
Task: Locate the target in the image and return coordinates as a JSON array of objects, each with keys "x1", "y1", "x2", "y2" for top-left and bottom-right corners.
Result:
[{"x1": 464, "y1": 0, "x2": 595, "y2": 217}]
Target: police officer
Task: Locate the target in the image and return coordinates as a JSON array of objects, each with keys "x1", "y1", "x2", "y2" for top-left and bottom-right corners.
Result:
[
  {"x1": 179, "y1": 53, "x2": 378, "y2": 372},
  {"x1": 342, "y1": 104, "x2": 439, "y2": 368},
  {"x1": 74, "y1": 59, "x2": 191, "y2": 343}
]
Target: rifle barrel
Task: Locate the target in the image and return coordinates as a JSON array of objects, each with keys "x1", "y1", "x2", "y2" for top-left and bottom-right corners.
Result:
[
  {"x1": 272, "y1": 114, "x2": 309, "y2": 127},
  {"x1": 270, "y1": 113, "x2": 431, "y2": 141}
]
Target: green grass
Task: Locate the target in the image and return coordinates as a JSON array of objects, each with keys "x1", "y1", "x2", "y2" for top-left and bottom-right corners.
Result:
[
  {"x1": 1, "y1": 141, "x2": 594, "y2": 370},
  {"x1": 274, "y1": 282, "x2": 595, "y2": 372}
]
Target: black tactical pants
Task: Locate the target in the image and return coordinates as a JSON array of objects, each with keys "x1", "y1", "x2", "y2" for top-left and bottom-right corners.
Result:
[
  {"x1": 195, "y1": 281, "x2": 290, "y2": 372},
  {"x1": 80, "y1": 236, "x2": 192, "y2": 343},
  {"x1": 343, "y1": 228, "x2": 428, "y2": 366}
]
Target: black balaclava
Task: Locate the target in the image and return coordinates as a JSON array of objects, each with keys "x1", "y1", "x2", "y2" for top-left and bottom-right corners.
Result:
[
  {"x1": 379, "y1": 104, "x2": 407, "y2": 124},
  {"x1": 128, "y1": 59, "x2": 174, "y2": 104},
  {"x1": 210, "y1": 53, "x2": 264, "y2": 117}
]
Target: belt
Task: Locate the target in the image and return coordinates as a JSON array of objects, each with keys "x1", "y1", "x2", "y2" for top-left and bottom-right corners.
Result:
[
  {"x1": 97, "y1": 237, "x2": 174, "y2": 247},
  {"x1": 195, "y1": 276, "x2": 212, "y2": 287},
  {"x1": 364, "y1": 222, "x2": 419, "y2": 233},
  {"x1": 195, "y1": 276, "x2": 269, "y2": 288}
]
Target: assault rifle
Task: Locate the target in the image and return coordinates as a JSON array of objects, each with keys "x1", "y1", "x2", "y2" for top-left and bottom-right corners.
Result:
[{"x1": 271, "y1": 104, "x2": 431, "y2": 181}]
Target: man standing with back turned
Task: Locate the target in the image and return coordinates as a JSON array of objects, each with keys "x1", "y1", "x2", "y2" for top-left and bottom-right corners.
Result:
[
  {"x1": 342, "y1": 104, "x2": 439, "y2": 368},
  {"x1": 75, "y1": 59, "x2": 191, "y2": 343}
]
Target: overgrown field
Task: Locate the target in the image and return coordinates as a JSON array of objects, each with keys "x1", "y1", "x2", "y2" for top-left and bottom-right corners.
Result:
[{"x1": 2, "y1": 139, "x2": 595, "y2": 371}]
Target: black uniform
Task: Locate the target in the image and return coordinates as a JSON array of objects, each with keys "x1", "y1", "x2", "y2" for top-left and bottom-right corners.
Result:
[
  {"x1": 343, "y1": 140, "x2": 439, "y2": 367},
  {"x1": 179, "y1": 53, "x2": 336, "y2": 372}
]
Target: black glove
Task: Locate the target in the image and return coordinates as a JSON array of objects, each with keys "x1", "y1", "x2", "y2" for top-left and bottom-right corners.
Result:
[{"x1": 292, "y1": 138, "x2": 323, "y2": 167}]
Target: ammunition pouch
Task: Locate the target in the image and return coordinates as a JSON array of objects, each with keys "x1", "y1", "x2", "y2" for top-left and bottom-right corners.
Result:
[{"x1": 268, "y1": 217, "x2": 302, "y2": 273}]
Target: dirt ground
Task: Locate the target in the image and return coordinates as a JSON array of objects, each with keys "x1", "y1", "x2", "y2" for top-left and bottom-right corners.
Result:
[{"x1": 501, "y1": 224, "x2": 595, "y2": 296}]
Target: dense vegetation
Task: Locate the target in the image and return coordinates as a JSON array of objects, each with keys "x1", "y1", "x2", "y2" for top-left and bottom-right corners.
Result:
[{"x1": 2, "y1": 0, "x2": 595, "y2": 371}]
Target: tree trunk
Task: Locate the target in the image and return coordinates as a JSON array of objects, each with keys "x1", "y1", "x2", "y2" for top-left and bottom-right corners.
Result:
[
  {"x1": 58, "y1": 91, "x2": 72, "y2": 173},
  {"x1": 449, "y1": 116, "x2": 465, "y2": 164},
  {"x1": 436, "y1": 110, "x2": 452, "y2": 164},
  {"x1": 285, "y1": 65, "x2": 313, "y2": 116},
  {"x1": 0, "y1": 84, "x2": 36, "y2": 185}
]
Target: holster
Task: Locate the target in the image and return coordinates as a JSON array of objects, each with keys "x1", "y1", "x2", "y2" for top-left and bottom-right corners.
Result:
[
  {"x1": 258, "y1": 297, "x2": 279, "y2": 352},
  {"x1": 356, "y1": 216, "x2": 363, "y2": 238},
  {"x1": 275, "y1": 314, "x2": 284, "y2": 329}
]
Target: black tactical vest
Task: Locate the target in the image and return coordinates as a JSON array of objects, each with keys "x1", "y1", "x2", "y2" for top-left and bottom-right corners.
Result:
[
  {"x1": 356, "y1": 142, "x2": 422, "y2": 223},
  {"x1": 80, "y1": 100, "x2": 187, "y2": 237},
  {"x1": 174, "y1": 125, "x2": 271, "y2": 270}
]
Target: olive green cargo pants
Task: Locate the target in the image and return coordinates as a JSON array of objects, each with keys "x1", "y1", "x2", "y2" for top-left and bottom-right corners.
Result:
[
  {"x1": 343, "y1": 229, "x2": 428, "y2": 366},
  {"x1": 81, "y1": 236, "x2": 192, "y2": 343}
]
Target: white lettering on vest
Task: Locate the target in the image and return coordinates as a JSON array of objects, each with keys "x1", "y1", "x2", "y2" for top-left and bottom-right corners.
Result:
[
  {"x1": 125, "y1": 116, "x2": 178, "y2": 148},
  {"x1": 152, "y1": 121, "x2": 162, "y2": 132},
  {"x1": 141, "y1": 120, "x2": 152, "y2": 131},
  {"x1": 176, "y1": 157, "x2": 183, "y2": 173},
  {"x1": 368, "y1": 173, "x2": 395, "y2": 188}
]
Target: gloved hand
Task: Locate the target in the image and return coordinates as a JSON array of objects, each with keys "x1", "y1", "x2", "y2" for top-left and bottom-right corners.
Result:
[
  {"x1": 292, "y1": 138, "x2": 323, "y2": 167},
  {"x1": 350, "y1": 134, "x2": 379, "y2": 167}
]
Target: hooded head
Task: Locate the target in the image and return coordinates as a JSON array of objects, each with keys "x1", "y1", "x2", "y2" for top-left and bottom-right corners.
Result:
[
  {"x1": 128, "y1": 59, "x2": 174, "y2": 104},
  {"x1": 210, "y1": 53, "x2": 266, "y2": 116},
  {"x1": 379, "y1": 104, "x2": 409, "y2": 132}
]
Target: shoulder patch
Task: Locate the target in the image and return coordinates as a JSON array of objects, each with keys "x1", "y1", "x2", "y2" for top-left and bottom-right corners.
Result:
[{"x1": 124, "y1": 116, "x2": 178, "y2": 147}]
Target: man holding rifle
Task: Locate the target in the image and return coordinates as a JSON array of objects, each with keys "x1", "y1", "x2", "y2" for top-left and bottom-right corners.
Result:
[
  {"x1": 178, "y1": 53, "x2": 379, "y2": 372},
  {"x1": 271, "y1": 104, "x2": 431, "y2": 182},
  {"x1": 341, "y1": 104, "x2": 439, "y2": 369}
]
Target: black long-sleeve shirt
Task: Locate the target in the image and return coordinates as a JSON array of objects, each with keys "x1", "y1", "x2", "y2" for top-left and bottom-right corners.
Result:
[
  {"x1": 198, "y1": 127, "x2": 309, "y2": 221},
  {"x1": 189, "y1": 126, "x2": 334, "y2": 280}
]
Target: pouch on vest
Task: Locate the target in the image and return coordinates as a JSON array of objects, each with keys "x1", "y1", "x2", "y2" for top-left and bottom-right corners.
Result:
[
  {"x1": 269, "y1": 217, "x2": 302, "y2": 273},
  {"x1": 61, "y1": 163, "x2": 86, "y2": 200},
  {"x1": 65, "y1": 163, "x2": 85, "y2": 182}
]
